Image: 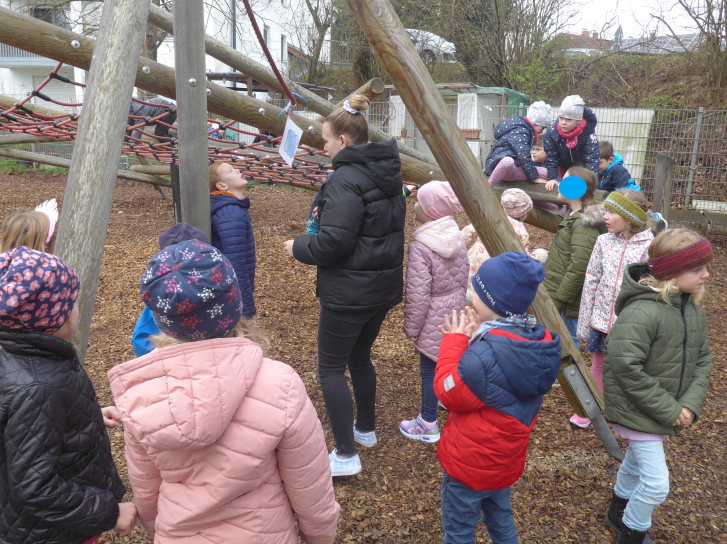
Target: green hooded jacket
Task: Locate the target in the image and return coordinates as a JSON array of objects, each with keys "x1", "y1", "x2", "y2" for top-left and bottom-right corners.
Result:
[
  {"x1": 543, "y1": 205, "x2": 605, "y2": 318},
  {"x1": 603, "y1": 263, "x2": 712, "y2": 436}
]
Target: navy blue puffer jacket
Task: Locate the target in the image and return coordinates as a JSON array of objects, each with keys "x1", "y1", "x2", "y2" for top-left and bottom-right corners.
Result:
[
  {"x1": 598, "y1": 153, "x2": 632, "y2": 192},
  {"x1": 210, "y1": 193, "x2": 256, "y2": 318},
  {"x1": 543, "y1": 107, "x2": 600, "y2": 179},
  {"x1": 484, "y1": 116, "x2": 541, "y2": 182}
]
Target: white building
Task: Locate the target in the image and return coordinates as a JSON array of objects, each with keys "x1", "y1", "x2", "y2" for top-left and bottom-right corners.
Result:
[{"x1": 0, "y1": 0, "x2": 330, "y2": 105}]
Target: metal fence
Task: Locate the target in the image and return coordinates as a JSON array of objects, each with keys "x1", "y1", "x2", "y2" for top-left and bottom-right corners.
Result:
[{"x1": 3, "y1": 92, "x2": 726, "y2": 211}]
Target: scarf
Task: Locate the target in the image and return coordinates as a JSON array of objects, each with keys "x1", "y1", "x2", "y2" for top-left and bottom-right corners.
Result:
[
  {"x1": 469, "y1": 314, "x2": 538, "y2": 346},
  {"x1": 557, "y1": 118, "x2": 587, "y2": 149}
]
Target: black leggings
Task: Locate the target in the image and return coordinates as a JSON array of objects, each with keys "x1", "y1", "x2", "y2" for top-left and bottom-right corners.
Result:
[{"x1": 318, "y1": 303, "x2": 392, "y2": 455}]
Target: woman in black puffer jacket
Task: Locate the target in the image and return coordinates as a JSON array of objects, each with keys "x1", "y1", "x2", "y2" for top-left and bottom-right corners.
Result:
[
  {"x1": 0, "y1": 247, "x2": 133, "y2": 544},
  {"x1": 284, "y1": 95, "x2": 405, "y2": 477}
]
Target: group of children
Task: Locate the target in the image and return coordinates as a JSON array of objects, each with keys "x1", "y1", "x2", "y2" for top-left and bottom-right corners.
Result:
[{"x1": 0, "y1": 94, "x2": 714, "y2": 544}]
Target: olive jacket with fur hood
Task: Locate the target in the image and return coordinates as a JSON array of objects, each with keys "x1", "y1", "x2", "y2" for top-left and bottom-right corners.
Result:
[{"x1": 543, "y1": 204, "x2": 606, "y2": 318}]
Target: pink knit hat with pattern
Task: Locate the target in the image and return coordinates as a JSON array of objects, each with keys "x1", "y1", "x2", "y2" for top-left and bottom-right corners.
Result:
[{"x1": 417, "y1": 181, "x2": 463, "y2": 220}]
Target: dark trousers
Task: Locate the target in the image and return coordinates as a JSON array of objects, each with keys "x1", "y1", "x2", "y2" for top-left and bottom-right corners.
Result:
[
  {"x1": 419, "y1": 352, "x2": 438, "y2": 423},
  {"x1": 318, "y1": 303, "x2": 392, "y2": 455}
]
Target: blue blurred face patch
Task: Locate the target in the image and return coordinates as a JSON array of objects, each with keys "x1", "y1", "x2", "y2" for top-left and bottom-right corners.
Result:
[{"x1": 559, "y1": 176, "x2": 587, "y2": 199}]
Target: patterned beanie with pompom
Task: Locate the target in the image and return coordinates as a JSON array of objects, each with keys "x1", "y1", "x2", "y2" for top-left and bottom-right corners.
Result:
[{"x1": 501, "y1": 188, "x2": 533, "y2": 221}]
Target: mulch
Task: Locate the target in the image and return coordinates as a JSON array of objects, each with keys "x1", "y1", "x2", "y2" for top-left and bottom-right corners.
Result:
[{"x1": 0, "y1": 170, "x2": 725, "y2": 544}]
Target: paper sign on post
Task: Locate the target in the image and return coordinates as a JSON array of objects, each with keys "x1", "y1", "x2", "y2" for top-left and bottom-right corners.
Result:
[{"x1": 279, "y1": 117, "x2": 303, "y2": 167}]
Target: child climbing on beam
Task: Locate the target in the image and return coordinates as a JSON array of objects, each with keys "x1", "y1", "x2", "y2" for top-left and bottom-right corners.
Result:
[{"x1": 543, "y1": 95, "x2": 600, "y2": 191}]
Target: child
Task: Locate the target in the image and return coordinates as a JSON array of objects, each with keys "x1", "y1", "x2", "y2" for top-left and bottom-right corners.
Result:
[
  {"x1": 131, "y1": 222, "x2": 210, "y2": 356},
  {"x1": 460, "y1": 189, "x2": 547, "y2": 303},
  {"x1": 0, "y1": 199, "x2": 58, "y2": 253},
  {"x1": 542, "y1": 166, "x2": 605, "y2": 349},
  {"x1": 485, "y1": 101, "x2": 552, "y2": 187},
  {"x1": 543, "y1": 95, "x2": 600, "y2": 187},
  {"x1": 598, "y1": 141, "x2": 634, "y2": 193},
  {"x1": 571, "y1": 190, "x2": 653, "y2": 428},
  {"x1": 400, "y1": 181, "x2": 469, "y2": 442},
  {"x1": 603, "y1": 229, "x2": 712, "y2": 544},
  {"x1": 210, "y1": 161, "x2": 256, "y2": 318},
  {"x1": 0, "y1": 247, "x2": 136, "y2": 543},
  {"x1": 435, "y1": 252, "x2": 561, "y2": 544},
  {"x1": 109, "y1": 240, "x2": 340, "y2": 543},
  {"x1": 531, "y1": 142, "x2": 546, "y2": 166}
]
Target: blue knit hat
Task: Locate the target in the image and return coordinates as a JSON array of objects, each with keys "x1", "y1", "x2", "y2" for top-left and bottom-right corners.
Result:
[
  {"x1": 471, "y1": 251, "x2": 544, "y2": 318},
  {"x1": 141, "y1": 240, "x2": 242, "y2": 341}
]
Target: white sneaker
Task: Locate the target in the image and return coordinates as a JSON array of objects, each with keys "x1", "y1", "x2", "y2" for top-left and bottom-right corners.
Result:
[
  {"x1": 353, "y1": 421, "x2": 377, "y2": 448},
  {"x1": 329, "y1": 449, "x2": 362, "y2": 477}
]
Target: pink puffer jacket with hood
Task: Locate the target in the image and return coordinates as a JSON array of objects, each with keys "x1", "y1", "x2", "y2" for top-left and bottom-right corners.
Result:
[
  {"x1": 107, "y1": 337, "x2": 339, "y2": 544},
  {"x1": 404, "y1": 215, "x2": 469, "y2": 360},
  {"x1": 577, "y1": 227, "x2": 654, "y2": 339}
]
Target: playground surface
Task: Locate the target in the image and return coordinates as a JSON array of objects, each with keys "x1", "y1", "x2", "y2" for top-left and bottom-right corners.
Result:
[{"x1": 0, "y1": 171, "x2": 725, "y2": 543}]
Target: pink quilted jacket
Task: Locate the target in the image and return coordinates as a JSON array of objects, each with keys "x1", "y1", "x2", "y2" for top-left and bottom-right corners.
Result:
[
  {"x1": 107, "y1": 337, "x2": 339, "y2": 544},
  {"x1": 404, "y1": 216, "x2": 469, "y2": 360},
  {"x1": 577, "y1": 228, "x2": 654, "y2": 339}
]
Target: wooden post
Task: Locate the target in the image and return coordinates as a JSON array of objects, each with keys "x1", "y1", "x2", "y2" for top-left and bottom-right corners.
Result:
[
  {"x1": 0, "y1": 6, "x2": 442, "y2": 185},
  {"x1": 345, "y1": 0, "x2": 623, "y2": 460},
  {"x1": 144, "y1": 3, "x2": 439, "y2": 168},
  {"x1": 53, "y1": 0, "x2": 151, "y2": 362},
  {"x1": 173, "y1": 0, "x2": 210, "y2": 238},
  {"x1": 653, "y1": 154, "x2": 674, "y2": 221}
]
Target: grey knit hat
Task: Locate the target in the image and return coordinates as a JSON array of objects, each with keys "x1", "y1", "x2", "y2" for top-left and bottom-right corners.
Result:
[
  {"x1": 527, "y1": 101, "x2": 552, "y2": 126},
  {"x1": 559, "y1": 95, "x2": 585, "y2": 120}
]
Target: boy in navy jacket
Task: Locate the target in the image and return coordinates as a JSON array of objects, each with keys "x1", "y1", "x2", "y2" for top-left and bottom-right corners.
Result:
[
  {"x1": 435, "y1": 252, "x2": 561, "y2": 544},
  {"x1": 209, "y1": 161, "x2": 256, "y2": 318},
  {"x1": 598, "y1": 141, "x2": 633, "y2": 193}
]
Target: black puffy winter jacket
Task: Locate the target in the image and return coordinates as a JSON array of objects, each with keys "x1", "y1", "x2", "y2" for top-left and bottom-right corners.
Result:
[
  {"x1": 292, "y1": 139, "x2": 406, "y2": 311},
  {"x1": 543, "y1": 107, "x2": 600, "y2": 179},
  {"x1": 484, "y1": 116, "x2": 540, "y2": 181},
  {"x1": 0, "y1": 330, "x2": 126, "y2": 544}
]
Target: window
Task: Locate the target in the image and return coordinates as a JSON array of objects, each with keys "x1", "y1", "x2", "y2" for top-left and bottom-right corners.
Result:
[
  {"x1": 281, "y1": 35, "x2": 287, "y2": 62},
  {"x1": 31, "y1": 7, "x2": 71, "y2": 30},
  {"x1": 263, "y1": 25, "x2": 270, "y2": 45}
]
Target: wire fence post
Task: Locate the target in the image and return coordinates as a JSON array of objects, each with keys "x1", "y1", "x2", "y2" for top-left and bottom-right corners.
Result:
[
  {"x1": 685, "y1": 106, "x2": 704, "y2": 207},
  {"x1": 518, "y1": 102, "x2": 524, "y2": 117}
]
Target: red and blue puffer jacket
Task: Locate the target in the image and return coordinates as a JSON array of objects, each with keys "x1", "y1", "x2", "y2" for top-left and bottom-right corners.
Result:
[{"x1": 434, "y1": 325, "x2": 561, "y2": 490}]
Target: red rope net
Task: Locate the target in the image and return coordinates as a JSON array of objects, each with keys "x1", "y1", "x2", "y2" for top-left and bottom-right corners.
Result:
[{"x1": 0, "y1": 63, "x2": 329, "y2": 190}]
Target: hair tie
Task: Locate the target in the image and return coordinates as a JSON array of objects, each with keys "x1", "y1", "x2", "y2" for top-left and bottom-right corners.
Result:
[
  {"x1": 342, "y1": 100, "x2": 361, "y2": 115},
  {"x1": 648, "y1": 238, "x2": 713, "y2": 280}
]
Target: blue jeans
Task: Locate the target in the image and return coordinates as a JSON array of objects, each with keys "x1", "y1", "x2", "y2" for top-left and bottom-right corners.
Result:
[
  {"x1": 614, "y1": 440, "x2": 670, "y2": 532},
  {"x1": 561, "y1": 314, "x2": 580, "y2": 350},
  {"x1": 441, "y1": 471, "x2": 518, "y2": 544},
  {"x1": 419, "y1": 353, "x2": 438, "y2": 423}
]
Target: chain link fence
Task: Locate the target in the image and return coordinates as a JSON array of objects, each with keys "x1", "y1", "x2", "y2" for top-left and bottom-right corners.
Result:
[{"x1": 3, "y1": 92, "x2": 726, "y2": 211}]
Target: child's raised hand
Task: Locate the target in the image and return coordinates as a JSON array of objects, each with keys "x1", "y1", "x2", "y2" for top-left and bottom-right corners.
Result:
[
  {"x1": 545, "y1": 180, "x2": 559, "y2": 192},
  {"x1": 101, "y1": 406, "x2": 122, "y2": 429},
  {"x1": 114, "y1": 502, "x2": 138, "y2": 536},
  {"x1": 463, "y1": 307, "x2": 481, "y2": 337},
  {"x1": 439, "y1": 310, "x2": 467, "y2": 335},
  {"x1": 673, "y1": 407, "x2": 694, "y2": 427}
]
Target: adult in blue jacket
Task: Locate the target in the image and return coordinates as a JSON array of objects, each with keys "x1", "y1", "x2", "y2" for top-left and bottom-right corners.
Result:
[
  {"x1": 543, "y1": 95, "x2": 600, "y2": 182},
  {"x1": 598, "y1": 142, "x2": 633, "y2": 192},
  {"x1": 131, "y1": 223, "x2": 210, "y2": 356},
  {"x1": 210, "y1": 161, "x2": 256, "y2": 319}
]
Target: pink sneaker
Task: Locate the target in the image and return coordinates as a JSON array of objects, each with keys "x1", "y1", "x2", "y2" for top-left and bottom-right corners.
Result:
[
  {"x1": 399, "y1": 415, "x2": 440, "y2": 442},
  {"x1": 569, "y1": 414, "x2": 591, "y2": 428}
]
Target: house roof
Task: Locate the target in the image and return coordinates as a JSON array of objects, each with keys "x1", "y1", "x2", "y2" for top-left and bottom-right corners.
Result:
[
  {"x1": 614, "y1": 33, "x2": 705, "y2": 54},
  {"x1": 556, "y1": 33, "x2": 614, "y2": 51}
]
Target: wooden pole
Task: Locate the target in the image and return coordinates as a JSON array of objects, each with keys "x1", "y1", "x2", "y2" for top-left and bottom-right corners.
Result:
[
  {"x1": 144, "y1": 3, "x2": 439, "y2": 168},
  {"x1": 53, "y1": 0, "x2": 151, "y2": 362},
  {"x1": 653, "y1": 154, "x2": 674, "y2": 221},
  {"x1": 0, "y1": 147, "x2": 170, "y2": 186},
  {"x1": 0, "y1": 134, "x2": 62, "y2": 145},
  {"x1": 0, "y1": 7, "x2": 442, "y2": 185},
  {"x1": 344, "y1": 0, "x2": 623, "y2": 459},
  {"x1": 173, "y1": 0, "x2": 210, "y2": 238}
]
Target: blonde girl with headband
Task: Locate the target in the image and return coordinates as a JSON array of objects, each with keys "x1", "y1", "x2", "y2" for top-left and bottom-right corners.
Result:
[
  {"x1": 283, "y1": 94, "x2": 406, "y2": 476},
  {"x1": 0, "y1": 199, "x2": 58, "y2": 253},
  {"x1": 602, "y1": 229, "x2": 712, "y2": 544},
  {"x1": 570, "y1": 190, "x2": 654, "y2": 428}
]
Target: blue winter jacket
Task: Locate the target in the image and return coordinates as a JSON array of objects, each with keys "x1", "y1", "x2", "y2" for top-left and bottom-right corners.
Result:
[
  {"x1": 210, "y1": 193, "x2": 256, "y2": 318},
  {"x1": 484, "y1": 116, "x2": 541, "y2": 182},
  {"x1": 544, "y1": 107, "x2": 600, "y2": 179},
  {"x1": 131, "y1": 306, "x2": 158, "y2": 357},
  {"x1": 598, "y1": 153, "x2": 632, "y2": 192}
]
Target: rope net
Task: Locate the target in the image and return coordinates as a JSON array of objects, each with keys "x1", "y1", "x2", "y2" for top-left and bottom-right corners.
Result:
[{"x1": 0, "y1": 63, "x2": 329, "y2": 190}]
